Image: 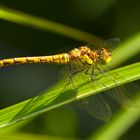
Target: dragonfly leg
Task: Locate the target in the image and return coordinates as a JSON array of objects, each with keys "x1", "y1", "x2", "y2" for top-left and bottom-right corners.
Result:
[
  {"x1": 90, "y1": 65, "x2": 108, "y2": 88},
  {"x1": 85, "y1": 65, "x2": 102, "y2": 84},
  {"x1": 68, "y1": 63, "x2": 85, "y2": 87},
  {"x1": 68, "y1": 62, "x2": 76, "y2": 87},
  {"x1": 96, "y1": 67, "x2": 118, "y2": 85},
  {"x1": 91, "y1": 64, "x2": 94, "y2": 82},
  {"x1": 85, "y1": 67, "x2": 91, "y2": 75}
]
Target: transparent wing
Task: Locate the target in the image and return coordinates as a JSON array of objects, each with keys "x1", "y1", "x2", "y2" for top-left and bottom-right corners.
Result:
[
  {"x1": 107, "y1": 82, "x2": 140, "y2": 108},
  {"x1": 59, "y1": 61, "x2": 113, "y2": 122},
  {"x1": 77, "y1": 81, "x2": 140, "y2": 122},
  {"x1": 105, "y1": 38, "x2": 120, "y2": 49},
  {"x1": 59, "y1": 56, "x2": 95, "y2": 88},
  {"x1": 85, "y1": 38, "x2": 120, "y2": 50},
  {"x1": 77, "y1": 94, "x2": 112, "y2": 121}
]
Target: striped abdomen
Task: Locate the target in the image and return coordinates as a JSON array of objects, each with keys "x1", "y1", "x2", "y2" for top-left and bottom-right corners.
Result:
[{"x1": 0, "y1": 53, "x2": 70, "y2": 67}]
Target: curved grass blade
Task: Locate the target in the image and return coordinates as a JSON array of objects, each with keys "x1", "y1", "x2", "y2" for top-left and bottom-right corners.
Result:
[
  {"x1": 0, "y1": 5, "x2": 105, "y2": 44},
  {"x1": 0, "y1": 132, "x2": 69, "y2": 140},
  {"x1": 0, "y1": 62, "x2": 139, "y2": 128},
  {"x1": 111, "y1": 33, "x2": 140, "y2": 68}
]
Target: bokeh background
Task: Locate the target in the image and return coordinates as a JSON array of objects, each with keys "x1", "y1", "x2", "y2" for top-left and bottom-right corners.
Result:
[{"x1": 0, "y1": 0, "x2": 140, "y2": 139}]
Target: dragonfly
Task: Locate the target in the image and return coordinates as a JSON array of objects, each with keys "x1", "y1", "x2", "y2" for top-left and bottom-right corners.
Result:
[
  {"x1": 0, "y1": 46, "x2": 112, "y2": 87},
  {"x1": 1, "y1": 41, "x2": 136, "y2": 121},
  {"x1": 0, "y1": 46, "x2": 111, "y2": 71}
]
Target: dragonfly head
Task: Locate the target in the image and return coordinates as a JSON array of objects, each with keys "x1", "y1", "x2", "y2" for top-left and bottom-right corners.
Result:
[{"x1": 97, "y1": 48, "x2": 112, "y2": 64}]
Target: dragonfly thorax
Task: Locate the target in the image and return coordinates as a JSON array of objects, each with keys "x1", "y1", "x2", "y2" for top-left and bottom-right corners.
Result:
[{"x1": 69, "y1": 46, "x2": 98, "y2": 65}]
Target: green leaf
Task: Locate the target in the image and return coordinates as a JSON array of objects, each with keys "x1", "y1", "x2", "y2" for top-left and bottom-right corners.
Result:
[
  {"x1": 0, "y1": 132, "x2": 69, "y2": 140},
  {"x1": 111, "y1": 33, "x2": 140, "y2": 68},
  {"x1": 0, "y1": 62, "x2": 139, "y2": 129}
]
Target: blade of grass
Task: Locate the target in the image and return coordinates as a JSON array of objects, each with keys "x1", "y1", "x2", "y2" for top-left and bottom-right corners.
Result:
[
  {"x1": 0, "y1": 132, "x2": 71, "y2": 140},
  {"x1": 111, "y1": 33, "x2": 140, "y2": 68},
  {"x1": 0, "y1": 62, "x2": 139, "y2": 129},
  {"x1": 0, "y1": 5, "x2": 104, "y2": 45}
]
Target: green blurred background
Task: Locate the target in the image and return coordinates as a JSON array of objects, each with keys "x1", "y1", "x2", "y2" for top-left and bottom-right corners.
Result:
[{"x1": 0, "y1": 0, "x2": 140, "y2": 139}]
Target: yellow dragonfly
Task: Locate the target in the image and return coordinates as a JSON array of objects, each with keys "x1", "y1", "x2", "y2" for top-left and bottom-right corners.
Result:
[
  {"x1": 1, "y1": 40, "x2": 135, "y2": 121},
  {"x1": 0, "y1": 46, "x2": 111, "y2": 70}
]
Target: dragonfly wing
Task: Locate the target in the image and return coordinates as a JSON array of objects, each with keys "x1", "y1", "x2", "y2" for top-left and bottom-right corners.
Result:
[
  {"x1": 107, "y1": 83, "x2": 140, "y2": 108},
  {"x1": 105, "y1": 38, "x2": 120, "y2": 49},
  {"x1": 60, "y1": 59, "x2": 87, "y2": 78},
  {"x1": 77, "y1": 94, "x2": 112, "y2": 121},
  {"x1": 85, "y1": 38, "x2": 120, "y2": 50}
]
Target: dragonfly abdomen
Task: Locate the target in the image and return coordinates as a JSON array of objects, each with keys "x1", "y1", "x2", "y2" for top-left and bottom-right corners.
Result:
[
  {"x1": 42, "y1": 53, "x2": 70, "y2": 64},
  {"x1": 0, "y1": 53, "x2": 70, "y2": 67}
]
